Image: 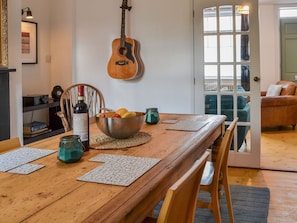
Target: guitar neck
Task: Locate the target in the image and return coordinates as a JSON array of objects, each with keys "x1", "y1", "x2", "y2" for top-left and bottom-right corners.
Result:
[
  {"x1": 120, "y1": 4, "x2": 126, "y2": 47},
  {"x1": 120, "y1": 0, "x2": 132, "y2": 48}
]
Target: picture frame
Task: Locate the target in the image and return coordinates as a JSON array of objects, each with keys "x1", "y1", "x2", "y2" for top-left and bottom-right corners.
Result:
[
  {"x1": 0, "y1": 0, "x2": 8, "y2": 66},
  {"x1": 21, "y1": 21, "x2": 38, "y2": 64}
]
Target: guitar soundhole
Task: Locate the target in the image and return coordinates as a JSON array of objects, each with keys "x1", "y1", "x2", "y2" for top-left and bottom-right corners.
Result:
[
  {"x1": 116, "y1": 60, "x2": 129, "y2": 66},
  {"x1": 119, "y1": 47, "x2": 127, "y2": 55}
]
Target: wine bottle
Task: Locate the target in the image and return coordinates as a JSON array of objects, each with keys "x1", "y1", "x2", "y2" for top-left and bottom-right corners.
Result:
[{"x1": 73, "y1": 85, "x2": 89, "y2": 151}]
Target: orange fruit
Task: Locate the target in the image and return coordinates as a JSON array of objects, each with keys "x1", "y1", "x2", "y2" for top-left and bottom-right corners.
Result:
[{"x1": 115, "y1": 108, "x2": 128, "y2": 117}]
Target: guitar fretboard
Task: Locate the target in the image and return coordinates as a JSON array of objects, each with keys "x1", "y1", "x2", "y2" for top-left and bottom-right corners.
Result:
[{"x1": 120, "y1": 0, "x2": 131, "y2": 48}]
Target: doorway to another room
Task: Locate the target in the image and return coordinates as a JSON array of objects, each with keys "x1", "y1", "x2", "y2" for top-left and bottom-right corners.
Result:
[{"x1": 261, "y1": 6, "x2": 297, "y2": 172}]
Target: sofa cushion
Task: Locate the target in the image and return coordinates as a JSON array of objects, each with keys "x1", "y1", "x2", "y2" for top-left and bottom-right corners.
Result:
[
  {"x1": 276, "y1": 81, "x2": 296, "y2": 95},
  {"x1": 266, "y1": 84, "x2": 282, "y2": 96}
]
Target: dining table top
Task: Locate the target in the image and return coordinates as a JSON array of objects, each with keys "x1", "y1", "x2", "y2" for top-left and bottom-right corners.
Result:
[{"x1": 0, "y1": 113, "x2": 225, "y2": 223}]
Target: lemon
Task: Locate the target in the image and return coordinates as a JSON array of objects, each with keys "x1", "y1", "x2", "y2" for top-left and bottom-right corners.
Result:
[
  {"x1": 115, "y1": 108, "x2": 128, "y2": 116},
  {"x1": 106, "y1": 112, "x2": 115, "y2": 118},
  {"x1": 121, "y1": 111, "x2": 136, "y2": 118}
]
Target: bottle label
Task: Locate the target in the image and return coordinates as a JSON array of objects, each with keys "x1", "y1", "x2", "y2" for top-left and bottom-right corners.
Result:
[{"x1": 73, "y1": 113, "x2": 88, "y2": 142}]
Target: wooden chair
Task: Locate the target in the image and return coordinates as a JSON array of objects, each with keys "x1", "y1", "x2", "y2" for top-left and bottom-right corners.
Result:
[
  {"x1": 0, "y1": 137, "x2": 21, "y2": 154},
  {"x1": 57, "y1": 83, "x2": 106, "y2": 131},
  {"x1": 143, "y1": 151, "x2": 210, "y2": 223},
  {"x1": 196, "y1": 117, "x2": 238, "y2": 223}
]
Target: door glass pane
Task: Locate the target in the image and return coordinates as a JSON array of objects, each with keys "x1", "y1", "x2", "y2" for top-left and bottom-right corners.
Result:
[
  {"x1": 204, "y1": 36, "x2": 217, "y2": 62},
  {"x1": 219, "y1": 5, "x2": 233, "y2": 32},
  {"x1": 204, "y1": 65, "x2": 218, "y2": 91},
  {"x1": 236, "y1": 34, "x2": 250, "y2": 62},
  {"x1": 220, "y1": 65, "x2": 233, "y2": 90},
  {"x1": 237, "y1": 64, "x2": 250, "y2": 91},
  {"x1": 236, "y1": 125, "x2": 250, "y2": 151},
  {"x1": 205, "y1": 95, "x2": 217, "y2": 114},
  {"x1": 236, "y1": 64, "x2": 242, "y2": 81},
  {"x1": 220, "y1": 35, "x2": 233, "y2": 62},
  {"x1": 221, "y1": 95, "x2": 234, "y2": 120},
  {"x1": 235, "y1": 6, "x2": 250, "y2": 32},
  {"x1": 204, "y1": 7, "x2": 217, "y2": 32}
]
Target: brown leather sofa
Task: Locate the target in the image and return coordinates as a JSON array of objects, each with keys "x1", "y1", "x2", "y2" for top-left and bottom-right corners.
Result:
[{"x1": 261, "y1": 81, "x2": 297, "y2": 129}]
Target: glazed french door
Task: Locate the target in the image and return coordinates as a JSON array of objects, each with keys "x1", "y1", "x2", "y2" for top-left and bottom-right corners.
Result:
[{"x1": 194, "y1": 0, "x2": 261, "y2": 168}]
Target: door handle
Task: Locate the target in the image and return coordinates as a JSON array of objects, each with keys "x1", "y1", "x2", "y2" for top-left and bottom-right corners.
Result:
[{"x1": 253, "y1": 76, "x2": 260, "y2": 82}]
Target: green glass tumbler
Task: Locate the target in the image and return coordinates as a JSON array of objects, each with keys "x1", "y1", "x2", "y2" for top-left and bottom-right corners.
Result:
[
  {"x1": 145, "y1": 108, "x2": 160, "y2": 125},
  {"x1": 58, "y1": 135, "x2": 83, "y2": 163}
]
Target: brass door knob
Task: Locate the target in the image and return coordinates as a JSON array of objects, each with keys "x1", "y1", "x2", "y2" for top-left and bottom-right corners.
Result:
[{"x1": 253, "y1": 76, "x2": 260, "y2": 82}]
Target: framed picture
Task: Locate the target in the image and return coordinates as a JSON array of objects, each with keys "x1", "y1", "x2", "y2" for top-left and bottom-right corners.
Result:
[
  {"x1": 21, "y1": 21, "x2": 38, "y2": 64},
  {"x1": 0, "y1": 0, "x2": 8, "y2": 66}
]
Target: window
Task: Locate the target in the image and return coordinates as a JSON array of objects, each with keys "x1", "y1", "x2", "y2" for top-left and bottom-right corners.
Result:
[{"x1": 280, "y1": 7, "x2": 297, "y2": 18}]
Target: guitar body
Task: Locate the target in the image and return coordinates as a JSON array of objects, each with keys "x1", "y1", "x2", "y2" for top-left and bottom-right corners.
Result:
[{"x1": 107, "y1": 37, "x2": 143, "y2": 80}]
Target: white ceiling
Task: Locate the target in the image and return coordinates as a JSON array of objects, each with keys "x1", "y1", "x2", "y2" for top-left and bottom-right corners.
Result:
[{"x1": 260, "y1": 0, "x2": 297, "y2": 4}]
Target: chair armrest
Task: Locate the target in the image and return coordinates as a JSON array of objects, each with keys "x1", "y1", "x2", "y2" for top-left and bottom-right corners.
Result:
[
  {"x1": 261, "y1": 95, "x2": 297, "y2": 107},
  {"x1": 261, "y1": 91, "x2": 267, "y2": 96}
]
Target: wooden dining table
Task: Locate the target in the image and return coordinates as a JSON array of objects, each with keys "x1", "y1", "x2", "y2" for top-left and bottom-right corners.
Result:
[{"x1": 0, "y1": 113, "x2": 225, "y2": 223}]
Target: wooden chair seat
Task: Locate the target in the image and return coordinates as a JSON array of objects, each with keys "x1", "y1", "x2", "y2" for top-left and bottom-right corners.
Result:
[
  {"x1": 0, "y1": 137, "x2": 21, "y2": 154},
  {"x1": 143, "y1": 151, "x2": 210, "y2": 223},
  {"x1": 197, "y1": 118, "x2": 238, "y2": 223}
]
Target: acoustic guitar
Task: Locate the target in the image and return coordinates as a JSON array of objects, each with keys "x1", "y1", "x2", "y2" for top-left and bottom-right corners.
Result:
[{"x1": 107, "y1": 0, "x2": 143, "y2": 80}]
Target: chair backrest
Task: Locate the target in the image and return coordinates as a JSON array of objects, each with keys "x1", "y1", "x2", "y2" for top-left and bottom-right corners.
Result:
[
  {"x1": 0, "y1": 137, "x2": 21, "y2": 154},
  {"x1": 213, "y1": 118, "x2": 238, "y2": 183},
  {"x1": 157, "y1": 151, "x2": 209, "y2": 223},
  {"x1": 58, "y1": 83, "x2": 106, "y2": 131}
]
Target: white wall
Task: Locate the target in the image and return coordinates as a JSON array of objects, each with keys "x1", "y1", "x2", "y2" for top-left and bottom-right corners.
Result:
[
  {"x1": 50, "y1": 0, "x2": 74, "y2": 90},
  {"x1": 259, "y1": 4, "x2": 281, "y2": 91},
  {"x1": 21, "y1": 0, "x2": 51, "y2": 96}
]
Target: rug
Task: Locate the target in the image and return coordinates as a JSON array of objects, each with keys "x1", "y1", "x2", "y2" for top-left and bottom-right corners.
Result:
[{"x1": 154, "y1": 184, "x2": 270, "y2": 223}]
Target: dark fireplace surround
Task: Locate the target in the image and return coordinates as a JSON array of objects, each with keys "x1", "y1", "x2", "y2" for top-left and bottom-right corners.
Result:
[{"x1": 0, "y1": 67, "x2": 16, "y2": 141}]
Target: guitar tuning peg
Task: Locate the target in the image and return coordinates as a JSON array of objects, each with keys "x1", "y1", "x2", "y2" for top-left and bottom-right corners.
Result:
[{"x1": 120, "y1": 5, "x2": 132, "y2": 11}]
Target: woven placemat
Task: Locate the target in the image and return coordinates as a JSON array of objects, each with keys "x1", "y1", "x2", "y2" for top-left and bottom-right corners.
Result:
[
  {"x1": 0, "y1": 148, "x2": 56, "y2": 172},
  {"x1": 166, "y1": 120, "x2": 208, "y2": 132},
  {"x1": 77, "y1": 154, "x2": 161, "y2": 186},
  {"x1": 90, "y1": 132, "x2": 152, "y2": 150}
]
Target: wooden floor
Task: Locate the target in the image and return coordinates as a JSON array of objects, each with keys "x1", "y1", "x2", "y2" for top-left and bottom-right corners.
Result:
[
  {"x1": 261, "y1": 126, "x2": 297, "y2": 172},
  {"x1": 228, "y1": 127, "x2": 297, "y2": 222}
]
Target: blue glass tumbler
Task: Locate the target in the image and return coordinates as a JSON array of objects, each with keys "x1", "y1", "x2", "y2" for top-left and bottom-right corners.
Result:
[
  {"x1": 145, "y1": 108, "x2": 160, "y2": 125},
  {"x1": 58, "y1": 135, "x2": 84, "y2": 163}
]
